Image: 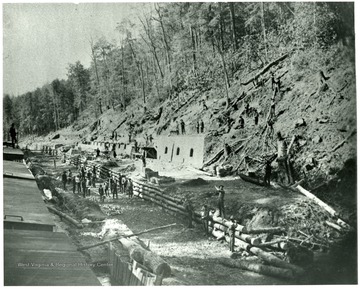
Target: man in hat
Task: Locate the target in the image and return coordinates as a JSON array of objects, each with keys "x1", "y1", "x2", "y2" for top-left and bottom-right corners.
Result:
[
  {"x1": 183, "y1": 198, "x2": 194, "y2": 228},
  {"x1": 201, "y1": 204, "x2": 210, "y2": 236},
  {"x1": 99, "y1": 184, "x2": 105, "y2": 203},
  {"x1": 215, "y1": 185, "x2": 226, "y2": 218},
  {"x1": 127, "y1": 178, "x2": 134, "y2": 198},
  {"x1": 264, "y1": 160, "x2": 272, "y2": 186},
  {"x1": 62, "y1": 171, "x2": 67, "y2": 190}
]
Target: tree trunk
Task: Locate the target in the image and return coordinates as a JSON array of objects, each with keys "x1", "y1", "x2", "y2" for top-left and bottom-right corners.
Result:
[
  {"x1": 140, "y1": 62, "x2": 146, "y2": 104},
  {"x1": 128, "y1": 39, "x2": 146, "y2": 104},
  {"x1": 190, "y1": 25, "x2": 197, "y2": 74},
  {"x1": 219, "y1": 258, "x2": 294, "y2": 280},
  {"x1": 140, "y1": 17, "x2": 164, "y2": 79},
  {"x1": 155, "y1": 4, "x2": 171, "y2": 72},
  {"x1": 250, "y1": 247, "x2": 304, "y2": 275},
  {"x1": 218, "y1": 2, "x2": 225, "y2": 51},
  {"x1": 121, "y1": 45, "x2": 126, "y2": 110},
  {"x1": 119, "y1": 238, "x2": 172, "y2": 277},
  {"x1": 229, "y1": 2, "x2": 238, "y2": 50},
  {"x1": 215, "y1": 37, "x2": 230, "y2": 109},
  {"x1": 261, "y1": 2, "x2": 268, "y2": 61},
  {"x1": 152, "y1": 56, "x2": 161, "y2": 100}
]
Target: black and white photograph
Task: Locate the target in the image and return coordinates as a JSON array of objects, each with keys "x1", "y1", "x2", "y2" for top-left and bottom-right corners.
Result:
[{"x1": 2, "y1": 1, "x2": 357, "y2": 286}]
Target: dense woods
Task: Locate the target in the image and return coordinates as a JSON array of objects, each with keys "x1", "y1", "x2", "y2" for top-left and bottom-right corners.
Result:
[{"x1": 3, "y1": 2, "x2": 354, "y2": 139}]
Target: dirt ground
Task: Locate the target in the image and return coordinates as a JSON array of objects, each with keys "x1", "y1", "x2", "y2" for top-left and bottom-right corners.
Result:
[{"x1": 28, "y1": 152, "x2": 356, "y2": 285}]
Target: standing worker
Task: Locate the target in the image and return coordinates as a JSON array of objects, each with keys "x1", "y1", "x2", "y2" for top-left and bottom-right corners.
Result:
[
  {"x1": 92, "y1": 166, "x2": 96, "y2": 180},
  {"x1": 180, "y1": 119, "x2": 186, "y2": 135},
  {"x1": 76, "y1": 175, "x2": 81, "y2": 194},
  {"x1": 254, "y1": 110, "x2": 259, "y2": 125},
  {"x1": 72, "y1": 176, "x2": 76, "y2": 194},
  {"x1": 127, "y1": 178, "x2": 134, "y2": 198},
  {"x1": 215, "y1": 185, "x2": 226, "y2": 218},
  {"x1": 92, "y1": 172, "x2": 96, "y2": 188},
  {"x1": 68, "y1": 169, "x2": 72, "y2": 184},
  {"x1": 142, "y1": 151, "x2": 147, "y2": 168},
  {"x1": 112, "y1": 180, "x2": 118, "y2": 199},
  {"x1": 104, "y1": 181, "x2": 109, "y2": 197},
  {"x1": 121, "y1": 176, "x2": 127, "y2": 194},
  {"x1": 277, "y1": 132, "x2": 291, "y2": 184},
  {"x1": 239, "y1": 115, "x2": 245, "y2": 129},
  {"x1": 9, "y1": 123, "x2": 17, "y2": 148},
  {"x1": 62, "y1": 171, "x2": 67, "y2": 190},
  {"x1": 200, "y1": 120, "x2": 204, "y2": 133},
  {"x1": 119, "y1": 175, "x2": 124, "y2": 193},
  {"x1": 264, "y1": 160, "x2": 272, "y2": 186},
  {"x1": 99, "y1": 184, "x2": 105, "y2": 203},
  {"x1": 82, "y1": 178, "x2": 87, "y2": 198}
]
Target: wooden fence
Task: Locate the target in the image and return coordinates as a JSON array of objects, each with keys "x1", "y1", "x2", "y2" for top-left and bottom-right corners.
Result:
[{"x1": 70, "y1": 158, "x2": 203, "y2": 223}]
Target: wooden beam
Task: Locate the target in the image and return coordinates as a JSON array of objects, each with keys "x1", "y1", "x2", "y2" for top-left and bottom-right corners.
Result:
[
  {"x1": 241, "y1": 54, "x2": 289, "y2": 86},
  {"x1": 219, "y1": 258, "x2": 294, "y2": 280},
  {"x1": 78, "y1": 223, "x2": 177, "y2": 251}
]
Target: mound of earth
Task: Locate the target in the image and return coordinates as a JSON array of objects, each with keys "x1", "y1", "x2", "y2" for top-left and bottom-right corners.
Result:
[
  {"x1": 56, "y1": 188, "x2": 106, "y2": 221},
  {"x1": 180, "y1": 178, "x2": 209, "y2": 187}
]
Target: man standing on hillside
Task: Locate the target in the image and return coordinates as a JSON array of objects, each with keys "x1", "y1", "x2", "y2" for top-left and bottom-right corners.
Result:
[
  {"x1": 254, "y1": 110, "x2": 259, "y2": 125},
  {"x1": 142, "y1": 151, "x2": 147, "y2": 168},
  {"x1": 239, "y1": 115, "x2": 245, "y2": 129},
  {"x1": 276, "y1": 132, "x2": 291, "y2": 184},
  {"x1": 202, "y1": 99, "x2": 208, "y2": 110},
  {"x1": 180, "y1": 119, "x2": 186, "y2": 134},
  {"x1": 200, "y1": 120, "x2": 204, "y2": 133},
  {"x1": 264, "y1": 160, "x2": 272, "y2": 186},
  {"x1": 82, "y1": 178, "x2": 87, "y2": 198},
  {"x1": 215, "y1": 185, "x2": 226, "y2": 218}
]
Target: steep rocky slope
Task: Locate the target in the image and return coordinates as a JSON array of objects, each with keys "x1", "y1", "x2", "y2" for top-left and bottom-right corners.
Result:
[{"x1": 21, "y1": 45, "x2": 356, "y2": 221}]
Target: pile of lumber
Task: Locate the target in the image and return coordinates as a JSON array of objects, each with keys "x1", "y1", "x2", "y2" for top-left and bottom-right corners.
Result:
[{"x1": 207, "y1": 214, "x2": 304, "y2": 280}]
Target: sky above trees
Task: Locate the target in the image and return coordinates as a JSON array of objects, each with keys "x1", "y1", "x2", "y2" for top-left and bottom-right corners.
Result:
[{"x1": 3, "y1": 2, "x2": 143, "y2": 96}]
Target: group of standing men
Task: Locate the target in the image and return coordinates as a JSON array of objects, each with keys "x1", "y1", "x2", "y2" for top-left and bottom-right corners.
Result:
[
  {"x1": 196, "y1": 119, "x2": 205, "y2": 134},
  {"x1": 69, "y1": 165, "x2": 97, "y2": 198},
  {"x1": 98, "y1": 174, "x2": 134, "y2": 202},
  {"x1": 63, "y1": 164, "x2": 134, "y2": 202}
]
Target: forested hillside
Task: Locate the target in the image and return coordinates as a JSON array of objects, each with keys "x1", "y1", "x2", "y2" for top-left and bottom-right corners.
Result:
[
  {"x1": 4, "y1": 2, "x2": 356, "y2": 193},
  {"x1": 4, "y1": 2, "x2": 354, "y2": 133}
]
